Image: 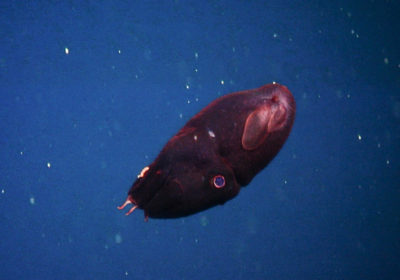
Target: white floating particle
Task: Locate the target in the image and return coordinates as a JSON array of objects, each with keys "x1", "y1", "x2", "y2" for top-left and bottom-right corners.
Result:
[
  {"x1": 357, "y1": 134, "x2": 362, "y2": 141},
  {"x1": 186, "y1": 84, "x2": 190, "y2": 89},
  {"x1": 220, "y1": 80, "x2": 224, "y2": 85},
  {"x1": 125, "y1": 271, "x2": 129, "y2": 276},
  {"x1": 194, "y1": 52, "x2": 199, "y2": 59},
  {"x1": 194, "y1": 68, "x2": 198, "y2": 72},
  {"x1": 118, "y1": 49, "x2": 121, "y2": 54},
  {"x1": 179, "y1": 113, "x2": 183, "y2": 119},
  {"x1": 386, "y1": 160, "x2": 390, "y2": 165},
  {"x1": 1, "y1": 189, "x2": 5, "y2": 194},
  {"x1": 200, "y1": 216, "x2": 209, "y2": 226},
  {"x1": 273, "y1": 33, "x2": 278, "y2": 38},
  {"x1": 187, "y1": 99, "x2": 191, "y2": 104},
  {"x1": 377, "y1": 143, "x2": 381, "y2": 148},
  {"x1": 30, "y1": 197, "x2": 35, "y2": 205},
  {"x1": 20, "y1": 151, "x2": 23, "y2": 155},
  {"x1": 193, "y1": 135, "x2": 198, "y2": 141},
  {"x1": 115, "y1": 233, "x2": 122, "y2": 244},
  {"x1": 65, "y1": 47, "x2": 69, "y2": 55},
  {"x1": 384, "y1": 58, "x2": 389, "y2": 65},
  {"x1": 284, "y1": 180, "x2": 288, "y2": 184},
  {"x1": 47, "y1": 162, "x2": 51, "y2": 168}
]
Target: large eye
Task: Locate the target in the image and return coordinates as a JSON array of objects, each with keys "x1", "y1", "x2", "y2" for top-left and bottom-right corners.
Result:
[{"x1": 212, "y1": 175, "x2": 226, "y2": 189}]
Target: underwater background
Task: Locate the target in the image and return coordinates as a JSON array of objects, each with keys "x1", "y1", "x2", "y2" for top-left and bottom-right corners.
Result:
[{"x1": 1, "y1": 1, "x2": 399, "y2": 279}]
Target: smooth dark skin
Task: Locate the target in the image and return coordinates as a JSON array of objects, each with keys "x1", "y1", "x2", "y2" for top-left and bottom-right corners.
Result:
[{"x1": 118, "y1": 83, "x2": 296, "y2": 220}]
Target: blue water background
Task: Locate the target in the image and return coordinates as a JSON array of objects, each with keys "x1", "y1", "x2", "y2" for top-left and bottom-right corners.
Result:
[{"x1": 1, "y1": 1, "x2": 399, "y2": 279}]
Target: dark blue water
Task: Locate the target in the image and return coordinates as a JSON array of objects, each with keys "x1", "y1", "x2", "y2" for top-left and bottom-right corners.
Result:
[{"x1": 1, "y1": 1, "x2": 399, "y2": 279}]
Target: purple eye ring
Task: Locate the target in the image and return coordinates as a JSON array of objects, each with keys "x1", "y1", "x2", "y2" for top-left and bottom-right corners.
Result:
[{"x1": 212, "y1": 175, "x2": 226, "y2": 189}]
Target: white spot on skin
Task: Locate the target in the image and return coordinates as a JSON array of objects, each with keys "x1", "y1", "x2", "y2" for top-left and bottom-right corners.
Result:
[{"x1": 208, "y1": 130, "x2": 215, "y2": 138}]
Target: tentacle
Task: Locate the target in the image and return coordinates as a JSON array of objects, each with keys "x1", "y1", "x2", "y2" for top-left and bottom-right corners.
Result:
[
  {"x1": 117, "y1": 198, "x2": 132, "y2": 210},
  {"x1": 125, "y1": 205, "x2": 138, "y2": 216},
  {"x1": 117, "y1": 196, "x2": 138, "y2": 215}
]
